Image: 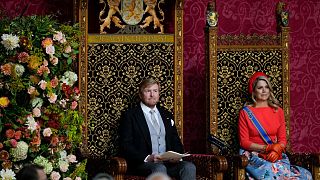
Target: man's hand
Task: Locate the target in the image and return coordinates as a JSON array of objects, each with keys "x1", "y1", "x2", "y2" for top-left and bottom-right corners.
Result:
[{"x1": 146, "y1": 154, "x2": 163, "y2": 162}]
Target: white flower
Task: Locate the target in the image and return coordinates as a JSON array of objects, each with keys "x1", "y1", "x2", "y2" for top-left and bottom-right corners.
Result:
[
  {"x1": 34, "y1": 156, "x2": 53, "y2": 174},
  {"x1": 9, "y1": 141, "x2": 28, "y2": 161},
  {"x1": 31, "y1": 97, "x2": 43, "y2": 108},
  {"x1": 60, "y1": 71, "x2": 78, "y2": 86},
  {"x1": 14, "y1": 64, "x2": 25, "y2": 77},
  {"x1": 67, "y1": 154, "x2": 77, "y2": 163},
  {"x1": 0, "y1": 169, "x2": 16, "y2": 180},
  {"x1": 59, "y1": 150, "x2": 67, "y2": 160},
  {"x1": 32, "y1": 107, "x2": 41, "y2": 117},
  {"x1": 63, "y1": 178, "x2": 72, "y2": 180},
  {"x1": 26, "y1": 115, "x2": 38, "y2": 132},
  {"x1": 53, "y1": 31, "x2": 65, "y2": 42},
  {"x1": 75, "y1": 177, "x2": 81, "y2": 180},
  {"x1": 38, "y1": 80, "x2": 47, "y2": 90},
  {"x1": 45, "y1": 44, "x2": 55, "y2": 55},
  {"x1": 59, "y1": 99, "x2": 67, "y2": 108},
  {"x1": 1, "y1": 34, "x2": 19, "y2": 50},
  {"x1": 50, "y1": 171, "x2": 61, "y2": 180},
  {"x1": 58, "y1": 160, "x2": 69, "y2": 172},
  {"x1": 43, "y1": 128, "x2": 52, "y2": 137}
]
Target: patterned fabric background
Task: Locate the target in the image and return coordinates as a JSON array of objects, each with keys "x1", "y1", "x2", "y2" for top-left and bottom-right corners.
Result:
[
  {"x1": 183, "y1": 0, "x2": 320, "y2": 153},
  {"x1": 87, "y1": 43, "x2": 174, "y2": 158},
  {"x1": 215, "y1": 50, "x2": 284, "y2": 154},
  {"x1": 2, "y1": 0, "x2": 320, "y2": 153}
]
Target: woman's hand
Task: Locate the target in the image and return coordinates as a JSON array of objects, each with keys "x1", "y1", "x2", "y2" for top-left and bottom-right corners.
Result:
[
  {"x1": 266, "y1": 143, "x2": 284, "y2": 156},
  {"x1": 266, "y1": 151, "x2": 280, "y2": 162}
]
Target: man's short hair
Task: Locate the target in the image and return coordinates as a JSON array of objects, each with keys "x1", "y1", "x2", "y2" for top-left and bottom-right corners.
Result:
[
  {"x1": 92, "y1": 173, "x2": 114, "y2": 180},
  {"x1": 138, "y1": 78, "x2": 160, "y2": 94},
  {"x1": 16, "y1": 164, "x2": 45, "y2": 180}
]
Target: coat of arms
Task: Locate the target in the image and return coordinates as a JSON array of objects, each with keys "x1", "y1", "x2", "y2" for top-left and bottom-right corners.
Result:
[{"x1": 99, "y1": 0, "x2": 165, "y2": 34}]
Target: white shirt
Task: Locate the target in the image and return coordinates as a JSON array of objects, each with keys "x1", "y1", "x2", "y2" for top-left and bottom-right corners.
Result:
[{"x1": 140, "y1": 102, "x2": 160, "y2": 128}]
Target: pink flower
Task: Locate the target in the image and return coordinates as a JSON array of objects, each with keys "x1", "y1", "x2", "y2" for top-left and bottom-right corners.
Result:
[
  {"x1": 37, "y1": 65, "x2": 50, "y2": 76},
  {"x1": 73, "y1": 87, "x2": 80, "y2": 95},
  {"x1": 50, "y1": 56, "x2": 58, "y2": 66},
  {"x1": 50, "y1": 77, "x2": 59, "y2": 88},
  {"x1": 75, "y1": 177, "x2": 81, "y2": 180},
  {"x1": 48, "y1": 93, "x2": 57, "y2": 103},
  {"x1": 14, "y1": 131, "x2": 22, "y2": 140},
  {"x1": 64, "y1": 45, "x2": 72, "y2": 53},
  {"x1": 63, "y1": 178, "x2": 72, "y2": 180},
  {"x1": 46, "y1": 45, "x2": 55, "y2": 55},
  {"x1": 50, "y1": 136, "x2": 59, "y2": 147},
  {"x1": 38, "y1": 80, "x2": 47, "y2": 90},
  {"x1": 17, "y1": 52, "x2": 29, "y2": 63},
  {"x1": 5, "y1": 129, "x2": 15, "y2": 138},
  {"x1": 10, "y1": 139, "x2": 17, "y2": 147},
  {"x1": 43, "y1": 128, "x2": 52, "y2": 137},
  {"x1": 71, "y1": 101, "x2": 78, "y2": 110},
  {"x1": 32, "y1": 107, "x2": 41, "y2": 117},
  {"x1": 50, "y1": 171, "x2": 61, "y2": 180},
  {"x1": 53, "y1": 31, "x2": 65, "y2": 42}
]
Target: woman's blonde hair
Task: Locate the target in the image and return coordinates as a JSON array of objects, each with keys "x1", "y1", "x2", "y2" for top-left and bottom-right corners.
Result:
[{"x1": 249, "y1": 76, "x2": 280, "y2": 109}]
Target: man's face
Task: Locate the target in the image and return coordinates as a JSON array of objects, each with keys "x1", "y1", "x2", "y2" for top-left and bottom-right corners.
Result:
[{"x1": 140, "y1": 83, "x2": 160, "y2": 108}]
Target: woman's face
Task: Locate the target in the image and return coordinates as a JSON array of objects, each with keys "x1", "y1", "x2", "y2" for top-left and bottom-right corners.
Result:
[{"x1": 253, "y1": 80, "x2": 270, "y2": 102}]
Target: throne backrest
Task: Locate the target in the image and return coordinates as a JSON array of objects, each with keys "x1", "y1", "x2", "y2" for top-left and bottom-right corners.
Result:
[
  {"x1": 207, "y1": 27, "x2": 290, "y2": 155},
  {"x1": 78, "y1": 0, "x2": 184, "y2": 160}
]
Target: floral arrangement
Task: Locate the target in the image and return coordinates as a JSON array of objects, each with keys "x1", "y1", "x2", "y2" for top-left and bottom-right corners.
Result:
[{"x1": 0, "y1": 16, "x2": 87, "y2": 179}]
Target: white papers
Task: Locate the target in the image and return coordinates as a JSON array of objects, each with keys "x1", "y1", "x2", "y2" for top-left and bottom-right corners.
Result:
[{"x1": 159, "y1": 151, "x2": 190, "y2": 161}]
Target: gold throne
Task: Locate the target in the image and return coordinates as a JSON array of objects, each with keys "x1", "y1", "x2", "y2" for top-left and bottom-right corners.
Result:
[
  {"x1": 78, "y1": 0, "x2": 227, "y2": 179},
  {"x1": 206, "y1": 21, "x2": 320, "y2": 180}
]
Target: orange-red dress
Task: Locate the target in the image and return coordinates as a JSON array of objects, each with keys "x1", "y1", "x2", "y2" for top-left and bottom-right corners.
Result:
[{"x1": 238, "y1": 106, "x2": 312, "y2": 180}]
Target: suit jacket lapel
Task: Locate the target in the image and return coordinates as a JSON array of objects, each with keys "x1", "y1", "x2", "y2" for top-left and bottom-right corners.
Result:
[{"x1": 135, "y1": 106, "x2": 152, "y2": 148}]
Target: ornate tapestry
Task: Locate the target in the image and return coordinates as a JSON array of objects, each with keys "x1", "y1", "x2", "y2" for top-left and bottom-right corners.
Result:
[
  {"x1": 85, "y1": 43, "x2": 174, "y2": 158},
  {"x1": 215, "y1": 49, "x2": 284, "y2": 154}
]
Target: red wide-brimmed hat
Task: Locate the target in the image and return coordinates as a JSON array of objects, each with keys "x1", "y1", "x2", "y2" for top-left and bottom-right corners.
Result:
[{"x1": 248, "y1": 72, "x2": 268, "y2": 94}]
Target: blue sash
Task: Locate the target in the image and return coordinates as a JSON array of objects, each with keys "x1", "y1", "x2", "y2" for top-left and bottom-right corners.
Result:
[{"x1": 243, "y1": 106, "x2": 273, "y2": 145}]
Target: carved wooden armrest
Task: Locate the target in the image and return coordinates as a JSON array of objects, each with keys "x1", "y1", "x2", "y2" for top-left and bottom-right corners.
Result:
[
  {"x1": 311, "y1": 153, "x2": 320, "y2": 180},
  {"x1": 110, "y1": 157, "x2": 127, "y2": 180},
  {"x1": 284, "y1": 152, "x2": 320, "y2": 180},
  {"x1": 184, "y1": 154, "x2": 228, "y2": 180},
  {"x1": 232, "y1": 155, "x2": 249, "y2": 180}
]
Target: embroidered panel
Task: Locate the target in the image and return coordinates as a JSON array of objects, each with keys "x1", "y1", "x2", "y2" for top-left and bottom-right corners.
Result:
[
  {"x1": 207, "y1": 27, "x2": 290, "y2": 155},
  {"x1": 215, "y1": 49, "x2": 284, "y2": 154},
  {"x1": 85, "y1": 43, "x2": 174, "y2": 158}
]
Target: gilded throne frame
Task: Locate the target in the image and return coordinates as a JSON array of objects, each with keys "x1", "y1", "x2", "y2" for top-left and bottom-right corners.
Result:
[
  {"x1": 207, "y1": 25, "x2": 320, "y2": 180},
  {"x1": 77, "y1": 0, "x2": 228, "y2": 179}
]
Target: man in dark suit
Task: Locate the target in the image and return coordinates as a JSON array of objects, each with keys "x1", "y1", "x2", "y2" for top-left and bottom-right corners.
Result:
[{"x1": 119, "y1": 78, "x2": 196, "y2": 180}]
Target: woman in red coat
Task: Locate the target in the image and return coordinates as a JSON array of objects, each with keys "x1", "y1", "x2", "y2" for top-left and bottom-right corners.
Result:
[{"x1": 238, "y1": 72, "x2": 312, "y2": 180}]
